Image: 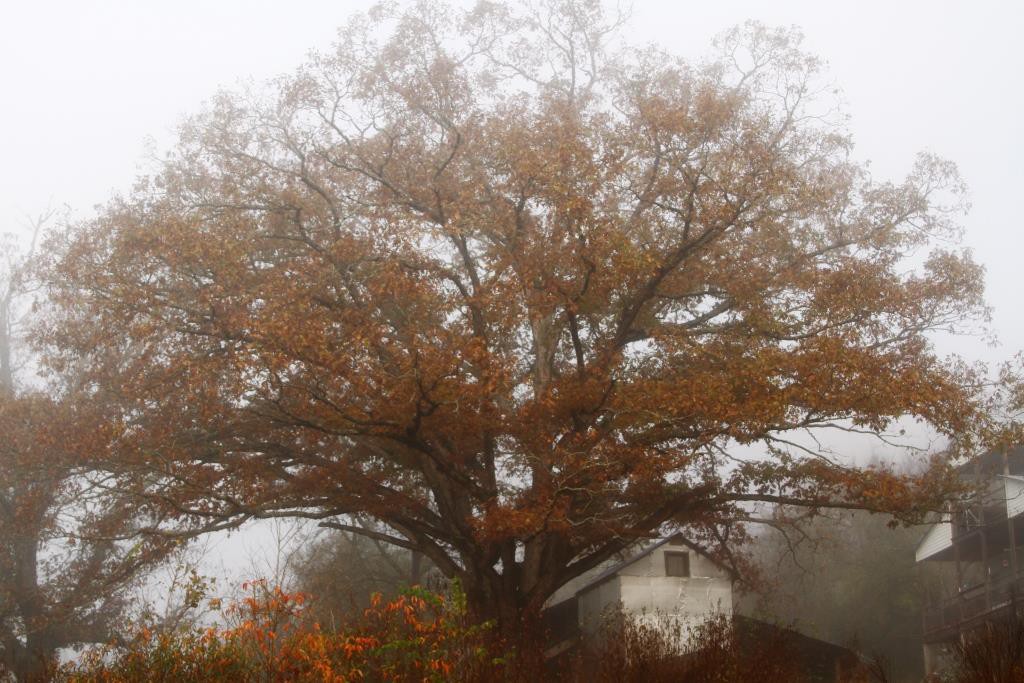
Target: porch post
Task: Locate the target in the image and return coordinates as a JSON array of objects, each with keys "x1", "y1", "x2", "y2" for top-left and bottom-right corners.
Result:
[{"x1": 1005, "y1": 446, "x2": 1020, "y2": 616}]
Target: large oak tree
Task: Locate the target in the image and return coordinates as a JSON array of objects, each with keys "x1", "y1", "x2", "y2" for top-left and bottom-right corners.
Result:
[{"x1": 41, "y1": 1, "x2": 986, "y2": 630}]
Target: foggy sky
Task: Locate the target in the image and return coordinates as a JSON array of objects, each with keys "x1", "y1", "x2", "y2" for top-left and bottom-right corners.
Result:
[{"x1": 2, "y1": 0, "x2": 1021, "y2": 363}]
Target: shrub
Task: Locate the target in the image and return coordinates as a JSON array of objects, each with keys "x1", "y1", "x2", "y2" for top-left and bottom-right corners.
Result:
[
  {"x1": 58, "y1": 585, "x2": 890, "y2": 682},
  {"x1": 947, "y1": 615, "x2": 1024, "y2": 683},
  {"x1": 58, "y1": 581, "x2": 500, "y2": 682},
  {"x1": 574, "y1": 611, "x2": 806, "y2": 683}
]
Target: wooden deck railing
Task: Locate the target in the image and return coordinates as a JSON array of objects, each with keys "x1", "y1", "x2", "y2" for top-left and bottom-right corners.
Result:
[{"x1": 923, "y1": 573, "x2": 1024, "y2": 640}]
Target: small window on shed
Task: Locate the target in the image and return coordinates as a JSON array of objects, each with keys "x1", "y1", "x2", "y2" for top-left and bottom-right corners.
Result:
[{"x1": 664, "y1": 551, "x2": 690, "y2": 577}]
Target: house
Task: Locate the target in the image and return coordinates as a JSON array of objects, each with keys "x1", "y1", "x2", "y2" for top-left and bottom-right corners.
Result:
[{"x1": 915, "y1": 445, "x2": 1024, "y2": 675}]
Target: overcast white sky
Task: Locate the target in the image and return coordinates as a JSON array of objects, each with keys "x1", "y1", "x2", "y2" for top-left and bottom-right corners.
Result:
[{"x1": 2, "y1": 0, "x2": 1021, "y2": 363}]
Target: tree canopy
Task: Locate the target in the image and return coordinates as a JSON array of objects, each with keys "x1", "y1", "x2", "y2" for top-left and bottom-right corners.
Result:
[{"x1": 40, "y1": 0, "x2": 986, "y2": 627}]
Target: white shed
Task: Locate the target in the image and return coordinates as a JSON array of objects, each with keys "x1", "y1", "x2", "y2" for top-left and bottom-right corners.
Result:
[{"x1": 543, "y1": 535, "x2": 733, "y2": 654}]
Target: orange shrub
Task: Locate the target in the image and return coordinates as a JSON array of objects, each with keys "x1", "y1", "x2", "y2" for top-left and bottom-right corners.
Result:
[{"x1": 58, "y1": 581, "x2": 501, "y2": 682}]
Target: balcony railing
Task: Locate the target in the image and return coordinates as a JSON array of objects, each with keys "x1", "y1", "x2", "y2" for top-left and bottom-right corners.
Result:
[{"x1": 923, "y1": 572, "x2": 1024, "y2": 640}]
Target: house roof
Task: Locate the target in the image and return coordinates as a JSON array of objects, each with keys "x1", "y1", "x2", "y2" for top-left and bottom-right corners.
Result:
[
  {"x1": 956, "y1": 445, "x2": 1024, "y2": 477},
  {"x1": 574, "y1": 533, "x2": 733, "y2": 596}
]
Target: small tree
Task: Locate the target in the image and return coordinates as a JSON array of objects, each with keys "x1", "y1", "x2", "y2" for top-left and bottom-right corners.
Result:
[{"x1": 42, "y1": 1, "x2": 986, "y2": 633}]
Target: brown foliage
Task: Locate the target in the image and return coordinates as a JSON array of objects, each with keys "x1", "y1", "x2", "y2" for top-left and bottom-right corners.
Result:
[{"x1": 39, "y1": 1, "x2": 986, "y2": 628}]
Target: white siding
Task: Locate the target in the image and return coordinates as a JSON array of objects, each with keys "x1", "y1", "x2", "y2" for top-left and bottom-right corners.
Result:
[
  {"x1": 915, "y1": 516, "x2": 953, "y2": 562},
  {"x1": 1006, "y1": 476, "x2": 1024, "y2": 518},
  {"x1": 576, "y1": 543, "x2": 733, "y2": 648},
  {"x1": 618, "y1": 574, "x2": 732, "y2": 618},
  {"x1": 617, "y1": 574, "x2": 732, "y2": 647},
  {"x1": 618, "y1": 544, "x2": 732, "y2": 635}
]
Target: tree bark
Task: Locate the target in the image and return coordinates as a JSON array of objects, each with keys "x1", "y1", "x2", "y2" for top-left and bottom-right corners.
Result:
[{"x1": 410, "y1": 549, "x2": 423, "y2": 585}]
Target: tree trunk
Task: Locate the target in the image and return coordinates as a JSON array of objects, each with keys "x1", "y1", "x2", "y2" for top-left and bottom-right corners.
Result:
[
  {"x1": 463, "y1": 573, "x2": 546, "y2": 645},
  {"x1": 410, "y1": 549, "x2": 423, "y2": 585},
  {"x1": 11, "y1": 638, "x2": 55, "y2": 683},
  {"x1": 1, "y1": 295, "x2": 13, "y2": 396},
  {"x1": 11, "y1": 533, "x2": 55, "y2": 682}
]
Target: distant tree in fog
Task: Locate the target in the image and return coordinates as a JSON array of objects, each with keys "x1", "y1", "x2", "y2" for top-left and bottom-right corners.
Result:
[
  {"x1": 292, "y1": 521, "x2": 434, "y2": 628},
  {"x1": 745, "y1": 509, "x2": 926, "y2": 682}
]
